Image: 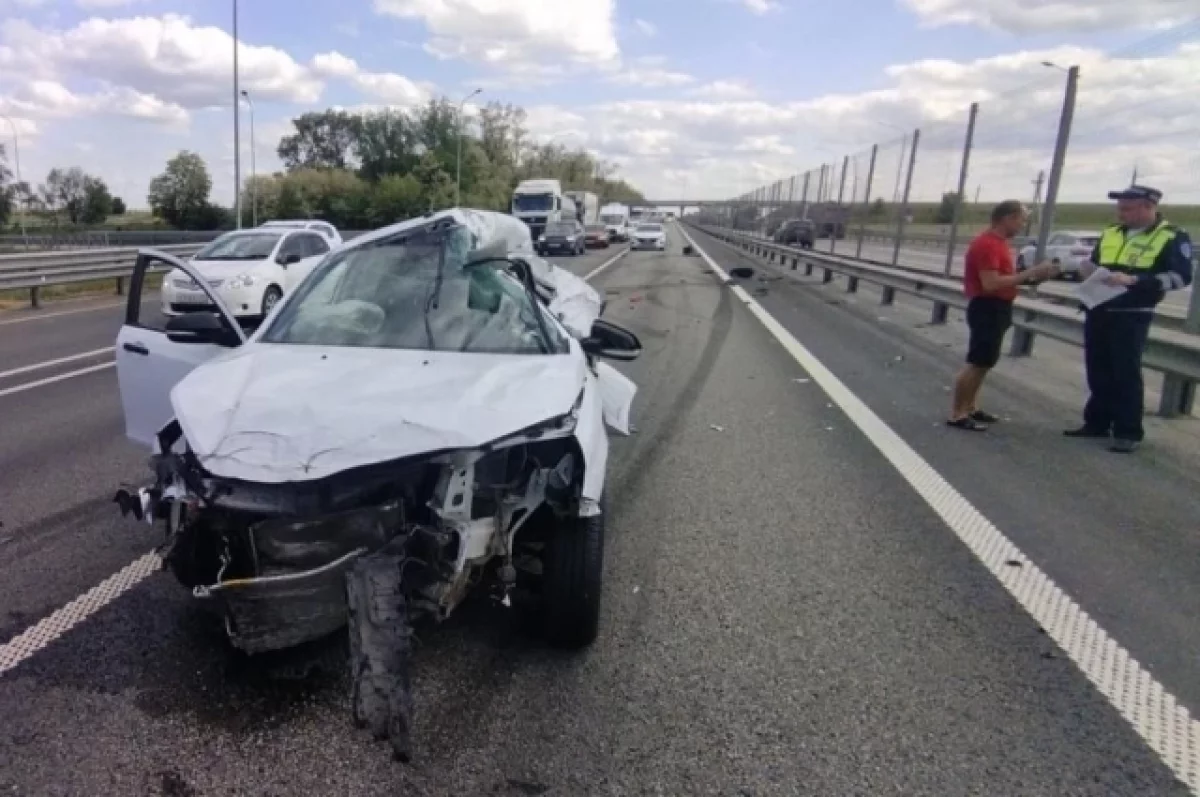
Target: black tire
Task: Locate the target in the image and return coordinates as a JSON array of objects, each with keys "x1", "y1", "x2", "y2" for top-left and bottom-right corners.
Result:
[
  {"x1": 346, "y1": 553, "x2": 415, "y2": 762},
  {"x1": 261, "y1": 285, "x2": 283, "y2": 316},
  {"x1": 541, "y1": 505, "x2": 605, "y2": 649}
]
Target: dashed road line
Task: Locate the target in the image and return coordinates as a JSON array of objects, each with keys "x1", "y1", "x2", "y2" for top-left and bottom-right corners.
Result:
[
  {"x1": 0, "y1": 346, "x2": 115, "y2": 380},
  {"x1": 0, "y1": 361, "x2": 115, "y2": 398},
  {"x1": 679, "y1": 224, "x2": 1199, "y2": 794}
]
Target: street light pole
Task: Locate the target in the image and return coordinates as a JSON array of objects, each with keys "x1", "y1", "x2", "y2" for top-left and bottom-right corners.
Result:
[
  {"x1": 241, "y1": 90, "x2": 256, "y2": 226},
  {"x1": 232, "y1": 0, "x2": 242, "y2": 228},
  {"x1": 455, "y1": 88, "x2": 482, "y2": 207},
  {"x1": 1, "y1": 114, "x2": 26, "y2": 239}
]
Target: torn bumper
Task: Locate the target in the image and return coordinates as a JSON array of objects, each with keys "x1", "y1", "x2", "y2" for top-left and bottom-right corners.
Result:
[{"x1": 194, "y1": 500, "x2": 404, "y2": 655}]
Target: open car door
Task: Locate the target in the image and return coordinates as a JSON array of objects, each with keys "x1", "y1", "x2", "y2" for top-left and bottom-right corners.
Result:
[{"x1": 116, "y1": 250, "x2": 247, "y2": 448}]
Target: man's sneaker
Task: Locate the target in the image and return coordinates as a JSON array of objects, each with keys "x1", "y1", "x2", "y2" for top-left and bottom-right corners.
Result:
[
  {"x1": 1109, "y1": 439, "x2": 1139, "y2": 453},
  {"x1": 1063, "y1": 426, "x2": 1109, "y2": 438}
]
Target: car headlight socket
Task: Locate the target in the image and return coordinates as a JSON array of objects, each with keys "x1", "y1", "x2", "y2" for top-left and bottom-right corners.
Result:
[{"x1": 228, "y1": 273, "x2": 256, "y2": 289}]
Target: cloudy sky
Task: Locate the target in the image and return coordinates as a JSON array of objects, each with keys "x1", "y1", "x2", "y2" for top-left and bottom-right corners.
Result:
[{"x1": 0, "y1": 0, "x2": 1197, "y2": 210}]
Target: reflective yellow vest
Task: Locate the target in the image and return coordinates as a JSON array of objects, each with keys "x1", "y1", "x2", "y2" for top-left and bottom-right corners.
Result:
[{"x1": 1096, "y1": 219, "x2": 1177, "y2": 272}]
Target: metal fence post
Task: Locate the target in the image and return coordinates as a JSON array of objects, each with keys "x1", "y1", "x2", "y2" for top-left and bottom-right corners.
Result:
[
  {"x1": 932, "y1": 102, "x2": 979, "y2": 325},
  {"x1": 883, "y1": 128, "x2": 920, "y2": 306},
  {"x1": 1010, "y1": 65, "x2": 1078, "y2": 358},
  {"x1": 1160, "y1": 267, "x2": 1200, "y2": 416},
  {"x1": 831, "y1": 155, "x2": 849, "y2": 255},
  {"x1": 855, "y1": 145, "x2": 879, "y2": 266},
  {"x1": 800, "y1": 171, "x2": 811, "y2": 220}
]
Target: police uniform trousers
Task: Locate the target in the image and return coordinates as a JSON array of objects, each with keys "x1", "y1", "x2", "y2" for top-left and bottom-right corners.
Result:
[{"x1": 1082, "y1": 307, "x2": 1153, "y2": 441}]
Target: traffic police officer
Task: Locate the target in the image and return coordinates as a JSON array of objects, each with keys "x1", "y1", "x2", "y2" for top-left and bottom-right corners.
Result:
[{"x1": 1064, "y1": 185, "x2": 1193, "y2": 453}]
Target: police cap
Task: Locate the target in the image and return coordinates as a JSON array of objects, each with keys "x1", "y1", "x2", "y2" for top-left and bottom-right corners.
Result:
[{"x1": 1107, "y1": 184, "x2": 1163, "y2": 204}]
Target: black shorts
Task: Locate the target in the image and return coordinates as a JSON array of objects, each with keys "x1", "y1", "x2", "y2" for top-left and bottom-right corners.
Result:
[{"x1": 965, "y1": 296, "x2": 1013, "y2": 369}]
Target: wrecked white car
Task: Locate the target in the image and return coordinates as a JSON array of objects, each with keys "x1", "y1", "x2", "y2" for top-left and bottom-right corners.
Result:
[{"x1": 113, "y1": 208, "x2": 641, "y2": 759}]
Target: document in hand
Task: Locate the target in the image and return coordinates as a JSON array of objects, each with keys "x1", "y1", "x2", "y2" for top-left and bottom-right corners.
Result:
[{"x1": 1076, "y1": 266, "x2": 1128, "y2": 310}]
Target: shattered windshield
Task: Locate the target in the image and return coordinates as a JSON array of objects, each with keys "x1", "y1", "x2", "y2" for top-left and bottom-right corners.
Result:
[
  {"x1": 194, "y1": 232, "x2": 281, "y2": 261},
  {"x1": 512, "y1": 193, "x2": 554, "y2": 213},
  {"x1": 261, "y1": 224, "x2": 569, "y2": 355}
]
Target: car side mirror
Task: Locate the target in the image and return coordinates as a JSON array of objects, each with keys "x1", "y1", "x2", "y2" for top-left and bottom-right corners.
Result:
[
  {"x1": 278, "y1": 252, "x2": 302, "y2": 266},
  {"x1": 165, "y1": 312, "x2": 242, "y2": 347},
  {"x1": 581, "y1": 318, "x2": 642, "y2": 361}
]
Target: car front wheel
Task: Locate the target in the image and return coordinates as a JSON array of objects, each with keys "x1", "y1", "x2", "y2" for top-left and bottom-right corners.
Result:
[
  {"x1": 541, "y1": 504, "x2": 605, "y2": 649},
  {"x1": 261, "y1": 285, "x2": 283, "y2": 316}
]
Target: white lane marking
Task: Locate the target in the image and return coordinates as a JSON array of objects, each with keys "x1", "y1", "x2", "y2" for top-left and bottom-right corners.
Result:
[
  {"x1": 0, "y1": 361, "x2": 114, "y2": 399},
  {"x1": 680, "y1": 226, "x2": 1200, "y2": 794},
  {"x1": 0, "y1": 301, "x2": 124, "y2": 326},
  {"x1": 0, "y1": 250, "x2": 638, "y2": 678},
  {"x1": 0, "y1": 347, "x2": 115, "y2": 380},
  {"x1": 583, "y1": 246, "x2": 631, "y2": 281},
  {"x1": 0, "y1": 553, "x2": 162, "y2": 676}
]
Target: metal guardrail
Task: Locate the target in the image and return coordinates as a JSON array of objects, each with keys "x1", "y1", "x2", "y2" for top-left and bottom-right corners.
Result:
[
  {"x1": 692, "y1": 223, "x2": 1199, "y2": 418},
  {"x1": 0, "y1": 230, "x2": 372, "y2": 307},
  {"x1": 731, "y1": 228, "x2": 1192, "y2": 331},
  {"x1": 0, "y1": 244, "x2": 204, "y2": 306}
]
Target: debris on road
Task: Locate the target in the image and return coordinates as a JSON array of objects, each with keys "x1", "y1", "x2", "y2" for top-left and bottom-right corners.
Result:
[{"x1": 710, "y1": 424, "x2": 725, "y2": 432}]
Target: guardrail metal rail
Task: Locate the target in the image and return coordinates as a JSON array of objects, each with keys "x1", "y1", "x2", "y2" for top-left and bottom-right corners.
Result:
[
  {"x1": 0, "y1": 244, "x2": 204, "y2": 307},
  {"x1": 691, "y1": 223, "x2": 1199, "y2": 418}
]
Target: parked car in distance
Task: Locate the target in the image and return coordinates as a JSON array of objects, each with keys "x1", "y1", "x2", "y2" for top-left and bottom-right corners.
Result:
[
  {"x1": 632, "y1": 222, "x2": 667, "y2": 251},
  {"x1": 259, "y1": 219, "x2": 343, "y2": 246},
  {"x1": 161, "y1": 228, "x2": 331, "y2": 319},
  {"x1": 1016, "y1": 230, "x2": 1101, "y2": 281},
  {"x1": 774, "y1": 218, "x2": 816, "y2": 249},
  {"x1": 536, "y1": 220, "x2": 586, "y2": 256},
  {"x1": 584, "y1": 223, "x2": 611, "y2": 248}
]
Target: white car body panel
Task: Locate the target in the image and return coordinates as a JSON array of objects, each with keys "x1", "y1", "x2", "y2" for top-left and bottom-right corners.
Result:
[
  {"x1": 259, "y1": 220, "x2": 344, "y2": 246},
  {"x1": 116, "y1": 208, "x2": 635, "y2": 507}
]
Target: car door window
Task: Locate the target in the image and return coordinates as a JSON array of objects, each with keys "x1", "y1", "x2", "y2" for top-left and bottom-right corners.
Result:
[
  {"x1": 304, "y1": 233, "x2": 330, "y2": 258},
  {"x1": 116, "y1": 252, "x2": 246, "y2": 447},
  {"x1": 277, "y1": 235, "x2": 305, "y2": 262}
]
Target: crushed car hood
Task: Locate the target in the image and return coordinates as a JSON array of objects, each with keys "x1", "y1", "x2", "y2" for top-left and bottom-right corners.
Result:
[{"x1": 170, "y1": 344, "x2": 588, "y2": 484}]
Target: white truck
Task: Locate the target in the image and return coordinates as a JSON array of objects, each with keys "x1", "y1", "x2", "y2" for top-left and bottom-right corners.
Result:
[
  {"x1": 565, "y1": 191, "x2": 600, "y2": 226},
  {"x1": 511, "y1": 178, "x2": 569, "y2": 240},
  {"x1": 600, "y1": 203, "x2": 630, "y2": 242}
]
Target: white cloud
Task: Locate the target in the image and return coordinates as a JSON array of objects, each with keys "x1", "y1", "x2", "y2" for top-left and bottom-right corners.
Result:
[
  {"x1": 738, "y1": 0, "x2": 780, "y2": 14},
  {"x1": 0, "y1": 15, "x2": 323, "y2": 108},
  {"x1": 521, "y1": 39, "x2": 1200, "y2": 203},
  {"x1": 608, "y1": 55, "x2": 694, "y2": 87},
  {"x1": 373, "y1": 0, "x2": 620, "y2": 80},
  {"x1": 0, "y1": 79, "x2": 188, "y2": 125},
  {"x1": 634, "y1": 18, "x2": 656, "y2": 36},
  {"x1": 901, "y1": 0, "x2": 1198, "y2": 33},
  {"x1": 688, "y1": 79, "x2": 756, "y2": 99},
  {"x1": 76, "y1": 0, "x2": 151, "y2": 8},
  {"x1": 311, "y1": 51, "x2": 433, "y2": 105}
]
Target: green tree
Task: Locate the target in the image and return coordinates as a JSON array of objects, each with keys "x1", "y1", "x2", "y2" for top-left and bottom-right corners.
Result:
[
  {"x1": 0, "y1": 143, "x2": 12, "y2": 228},
  {"x1": 40, "y1": 167, "x2": 91, "y2": 224},
  {"x1": 355, "y1": 109, "x2": 419, "y2": 182},
  {"x1": 111, "y1": 196, "x2": 127, "y2": 215},
  {"x1": 81, "y1": 175, "x2": 113, "y2": 224},
  {"x1": 934, "y1": 191, "x2": 961, "y2": 224},
  {"x1": 278, "y1": 110, "x2": 362, "y2": 171},
  {"x1": 148, "y1": 151, "x2": 214, "y2": 229},
  {"x1": 870, "y1": 197, "x2": 886, "y2": 218}
]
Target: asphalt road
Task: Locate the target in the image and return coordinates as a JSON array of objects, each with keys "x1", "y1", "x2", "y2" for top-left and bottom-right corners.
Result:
[{"x1": 0, "y1": 230, "x2": 1192, "y2": 795}]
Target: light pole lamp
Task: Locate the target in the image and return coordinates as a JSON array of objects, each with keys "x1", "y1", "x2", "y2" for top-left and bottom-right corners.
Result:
[
  {"x1": 232, "y1": 0, "x2": 242, "y2": 228},
  {"x1": 455, "y1": 88, "x2": 482, "y2": 207},
  {"x1": 241, "y1": 90, "x2": 257, "y2": 226}
]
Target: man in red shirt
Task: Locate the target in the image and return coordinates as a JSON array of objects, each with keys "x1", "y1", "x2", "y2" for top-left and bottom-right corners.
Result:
[{"x1": 947, "y1": 200, "x2": 1058, "y2": 430}]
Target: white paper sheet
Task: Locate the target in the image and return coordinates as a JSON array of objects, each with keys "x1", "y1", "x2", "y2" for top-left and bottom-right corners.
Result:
[{"x1": 1076, "y1": 266, "x2": 1128, "y2": 310}]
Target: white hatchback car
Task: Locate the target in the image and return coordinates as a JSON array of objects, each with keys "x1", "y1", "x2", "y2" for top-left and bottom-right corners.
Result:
[
  {"x1": 632, "y1": 222, "x2": 667, "y2": 251},
  {"x1": 1016, "y1": 230, "x2": 1102, "y2": 281},
  {"x1": 259, "y1": 219, "x2": 343, "y2": 247},
  {"x1": 161, "y1": 228, "x2": 331, "y2": 319}
]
